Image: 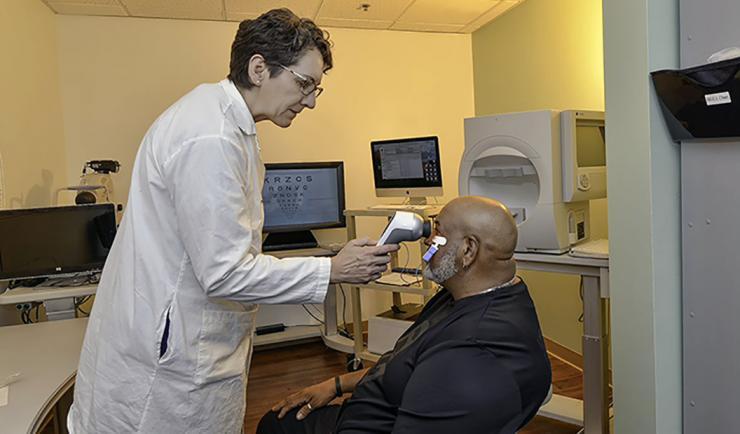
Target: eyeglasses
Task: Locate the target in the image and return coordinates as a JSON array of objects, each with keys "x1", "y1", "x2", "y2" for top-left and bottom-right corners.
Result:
[{"x1": 274, "y1": 63, "x2": 324, "y2": 98}]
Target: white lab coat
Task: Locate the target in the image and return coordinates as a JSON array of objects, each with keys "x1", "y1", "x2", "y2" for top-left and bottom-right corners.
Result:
[{"x1": 68, "y1": 80, "x2": 331, "y2": 434}]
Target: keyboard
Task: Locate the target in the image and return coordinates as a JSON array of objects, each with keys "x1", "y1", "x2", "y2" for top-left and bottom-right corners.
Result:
[{"x1": 569, "y1": 238, "x2": 609, "y2": 259}]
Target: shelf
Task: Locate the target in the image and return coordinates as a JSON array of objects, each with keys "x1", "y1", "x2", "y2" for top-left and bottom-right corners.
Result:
[
  {"x1": 537, "y1": 394, "x2": 584, "y2": 427},
  {"x1": 0, "y1": 285, "x2": 97, "y2": 305},
  {"x1": 354, "y1": 280, "x2": 437, "y2": 297},
  {"x1": 253, "y1": 325, "x2": 321, "y2": 347},
  {"x1": 321, "y1": 332, "x2": 355, "y2": 354},
  {"x1": 359, "y1": 350, "x2": 381, "y2": 363},
  {"x1": 266, "y1": 247, "x2": 335, "y2": 259},
  {"x1": 345, "y1": 206, "x2": 442, "y2": 218}
]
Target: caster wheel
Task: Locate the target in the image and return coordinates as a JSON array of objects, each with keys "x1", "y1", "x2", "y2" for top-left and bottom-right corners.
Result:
[{"x1": 346, "y1": 354, "x2": 364, "y2": 372}]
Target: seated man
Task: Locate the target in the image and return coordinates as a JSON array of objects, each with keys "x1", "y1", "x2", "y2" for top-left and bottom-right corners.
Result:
[{"x1": 258, "y1": 196, "x2": 552, "y2": 434}]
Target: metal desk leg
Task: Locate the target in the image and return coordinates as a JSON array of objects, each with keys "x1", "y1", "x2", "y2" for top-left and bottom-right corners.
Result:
[
  {"x1": 582, "y1": 275, "x2": 610, "y2": 433},
  {"x1": 324, "y1": 284, "x2": 338, "y2": 337},
  {"x1": 350, "y1": 285, "x2": 364, "y2": 368}
]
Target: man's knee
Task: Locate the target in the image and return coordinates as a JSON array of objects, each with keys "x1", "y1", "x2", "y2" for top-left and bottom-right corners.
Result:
[{"x1": 256, "y1": 410, "x2": 283, "y2": 434}]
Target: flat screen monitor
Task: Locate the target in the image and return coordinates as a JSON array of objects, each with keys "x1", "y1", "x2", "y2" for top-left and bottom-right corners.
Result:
[
  {"x1": 262, "y1": 162, "x2": 345, "y2": 251},
  {"x1": 0, "y1": 204, "x2": 117, "y2": 280},
  {"x1": 371, "y1": 136, "x2": 443, "y2": 202}
]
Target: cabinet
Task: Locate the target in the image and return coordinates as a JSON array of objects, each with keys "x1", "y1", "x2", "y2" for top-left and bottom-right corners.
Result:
[{"x1": 254, "y1": 247, "x2": 336, "y2": 347}]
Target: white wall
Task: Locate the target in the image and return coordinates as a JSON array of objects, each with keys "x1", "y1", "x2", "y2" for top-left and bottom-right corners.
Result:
[
  {"x1": 0, "y1": 1, "x2": 68, "y2": 208},
  {"x1": 0, "y1": 0, "x2": 69, "y2": 325}
]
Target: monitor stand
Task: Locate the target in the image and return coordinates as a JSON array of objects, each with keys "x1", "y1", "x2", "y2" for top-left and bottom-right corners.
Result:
[
  {"x1": 262, "y1": 230, "x2": 318, "y2": 252},
  {"x1": 407, "y1": 197, "x2": 428, "y2": 205}
]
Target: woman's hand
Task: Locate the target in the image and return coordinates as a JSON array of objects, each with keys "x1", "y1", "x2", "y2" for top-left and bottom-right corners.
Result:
[{"x1": 271, "y1": 378, "x2": 337, "y2": 420}]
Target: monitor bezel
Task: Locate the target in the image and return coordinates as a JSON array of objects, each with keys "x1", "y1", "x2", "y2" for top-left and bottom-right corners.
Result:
[
  {"x1": 0, "y1": 203, "x2": 116, "y2": 281},
  {"x1": 262, "y1": 161, "x2": 346, "y2": 233},
  {"x1": 370, "y1": 136, "x2": 443, "y2": 193}
]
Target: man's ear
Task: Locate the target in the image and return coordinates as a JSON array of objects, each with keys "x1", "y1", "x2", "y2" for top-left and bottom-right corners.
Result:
[
  {"x1": 461, "y1": 235, "x2": 479, "y2": 270},
  {"x1": 247, "y1": 54, "x2": 268, "y2": 86}
]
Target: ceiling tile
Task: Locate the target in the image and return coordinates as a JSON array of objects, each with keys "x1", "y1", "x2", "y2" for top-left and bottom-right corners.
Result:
[
  {"x1": 43, "y1": 0, "x2": 128, "y2": 16},
  {"x1": 43, "y1": 0, "x2": 528, "y2": 33},
  {"x1": 44, "y1": 0, "x2": 121, "y2": 5},
  {"x1": 225, "y1": 0, "x2": 323, "y2": 20},
  {"x1": 397, "y1": 0, "x2": 500, "y2": 26},
  {"x1": 389, "y1": 22, "x2": 465, "y2": 33},
  {"x1": 121, "y1": 0, "x2": 224, "y2": 20},
  {"x1": 459, "y1": 0, "x2": 520, "y2": 33},
  {"x1": 225, "y1": 11, "x2": 259, "y2": 22},
  {"x1": 317, "y1": 0, "x2": 413, "y2": 22},
  {"x1": 315, "y1": 17, "x2": 393, "y2": 31}
]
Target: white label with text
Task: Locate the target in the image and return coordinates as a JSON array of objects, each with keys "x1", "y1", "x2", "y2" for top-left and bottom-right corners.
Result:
[{"x1": 705, "y1": 91, "x2": 732, "y2": 106}]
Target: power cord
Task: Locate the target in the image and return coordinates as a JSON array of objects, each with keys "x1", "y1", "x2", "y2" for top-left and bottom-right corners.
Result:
[
  {"x1": 18, "y1": 302, "x2": 42, "y2": 324},
  {"x1": 46, "y1": 272, "x2": 101, "y2": 287},
  {"x1": 9, "y1": 278, "x2": 48, "y2": 290},
  {"x1": 396, "y1": 243, "x2": 422, "y2": 286},
  {"x1": 301, "y1": 304, "x2": 324, "y2": 325},
  {"x1": 75, "y1": 296, "x2": 92, "y2": 316},
  {"x1": 9, "y1": 272, "x2": 101, "y2": 290}
]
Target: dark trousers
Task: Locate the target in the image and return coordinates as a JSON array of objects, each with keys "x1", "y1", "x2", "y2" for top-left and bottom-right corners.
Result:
[{"x1": 256, "y1": 405, "x2": 342, "y2": 434}]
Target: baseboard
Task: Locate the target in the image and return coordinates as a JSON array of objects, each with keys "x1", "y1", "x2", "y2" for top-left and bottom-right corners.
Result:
[
  {"x1": 544, "y1": 337, "x2": 614, "y2": 389},
  {"x1": 544, "y1": 337, "x2": 583, "y2": 371}
]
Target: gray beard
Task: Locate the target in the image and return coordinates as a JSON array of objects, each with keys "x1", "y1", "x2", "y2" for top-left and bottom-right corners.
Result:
[{"x1": 423, "y1": 247, "x2": 459, "y2": 284}]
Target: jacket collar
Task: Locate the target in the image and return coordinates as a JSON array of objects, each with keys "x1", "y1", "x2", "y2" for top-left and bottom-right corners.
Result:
[{"x1": 219, "y1": 79, "x2": 257, "y2": 136}]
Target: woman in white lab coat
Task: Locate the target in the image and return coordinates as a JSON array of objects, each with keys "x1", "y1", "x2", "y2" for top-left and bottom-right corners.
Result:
[{"x1": 68, "y1": 9, "x2": 397, "y2": 434}]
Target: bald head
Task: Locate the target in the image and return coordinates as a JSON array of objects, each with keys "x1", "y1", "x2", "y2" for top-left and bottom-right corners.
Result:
[
  {"x1": 425, "y1": 196, "x2": 518, "y2": 297},
  {"x1": 439, "y1": 196, "x2": 518, "y2": 261}
]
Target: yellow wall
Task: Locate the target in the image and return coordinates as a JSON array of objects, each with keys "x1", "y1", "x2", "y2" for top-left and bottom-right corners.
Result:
[
  {"x1": 0, "y1": 1, "x2": 68, "y2": 208},
  {"x1": 0, "y1": 0, "x2": 69, "y2": 325},
  {"x1": 55, "y1": 15, "x2": 475, "y2": 317},
  {"x1": 472, "y1": 0, "x2": 606, "y2": 353}
]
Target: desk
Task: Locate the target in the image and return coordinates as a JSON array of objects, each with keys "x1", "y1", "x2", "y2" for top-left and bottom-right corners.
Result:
[
  {"x1": 515, "y1": 252, "x2": 610, "y2": 434},
  {"x1": 256, "y1": 247, "x2": 348, "y2": 349},
  {"x1": 0, "y1": 285, "x2": 97, "y2": 306},
  {"x1": 0, "y1": 318, "x2": 87, "y2": 434},
  {"x1": 0, "y1": 285, "x2": 97, "y2": 322}
]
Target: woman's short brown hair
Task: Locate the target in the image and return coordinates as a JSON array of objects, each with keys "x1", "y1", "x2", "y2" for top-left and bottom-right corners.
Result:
[{"x1": 228, "y1": 8, "x2": 333, "y2": 89}]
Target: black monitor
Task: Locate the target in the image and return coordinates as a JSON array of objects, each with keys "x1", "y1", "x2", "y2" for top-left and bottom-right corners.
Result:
[
  {"x1": 371, "y1": 136, "x2": 443, "y2": 203},
  {"x1": 261, "y1": 162, "x2": 345, "y2": 251},
  {"x1": 0, "y1": 204, "x2": 117, "y2": 280}
]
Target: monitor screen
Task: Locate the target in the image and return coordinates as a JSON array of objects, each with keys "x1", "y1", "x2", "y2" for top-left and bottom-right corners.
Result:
[
  {"x1": 262, "y1": 162, "x2": 345, "y2": 232},
  {"x1": 371, "y1": 136, "x2": 442, "y2": 189},
  {"x1": 576, "y1": 125, "x2": 606, "y2": 168},
  {"x1": 0, "y1": 204, "x2": 117, "y2": 280}
]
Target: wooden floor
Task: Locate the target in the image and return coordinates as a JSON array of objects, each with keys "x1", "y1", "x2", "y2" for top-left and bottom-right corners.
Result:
[{"x1": 245, "y1": 340, "x2": 584, "y2": 434}]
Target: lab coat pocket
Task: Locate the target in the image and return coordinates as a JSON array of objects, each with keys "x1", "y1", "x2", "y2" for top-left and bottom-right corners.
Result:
[
  {"x1": 194, "y1": 306, "x2": 256, "y2": 385},
  {"x1": 159, "y1": 306, "x2": 172, "y2": 361}
]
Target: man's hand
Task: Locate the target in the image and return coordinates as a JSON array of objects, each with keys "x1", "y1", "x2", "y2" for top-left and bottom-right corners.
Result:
[
  {"x1": 271, "y1": 379, "x2": 336, "y2": 420},
  {"x1": 330, "y1": 238, "x2": 399, "y2": 284}
]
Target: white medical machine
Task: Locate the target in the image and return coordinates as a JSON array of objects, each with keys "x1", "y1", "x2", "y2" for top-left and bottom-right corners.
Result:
[
  {"x1": 376, "y1": 211, "x2": 432, "y2": 246},
  {"x1": 459, "y1": 110, "x2": 606, "y2": 253}
]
